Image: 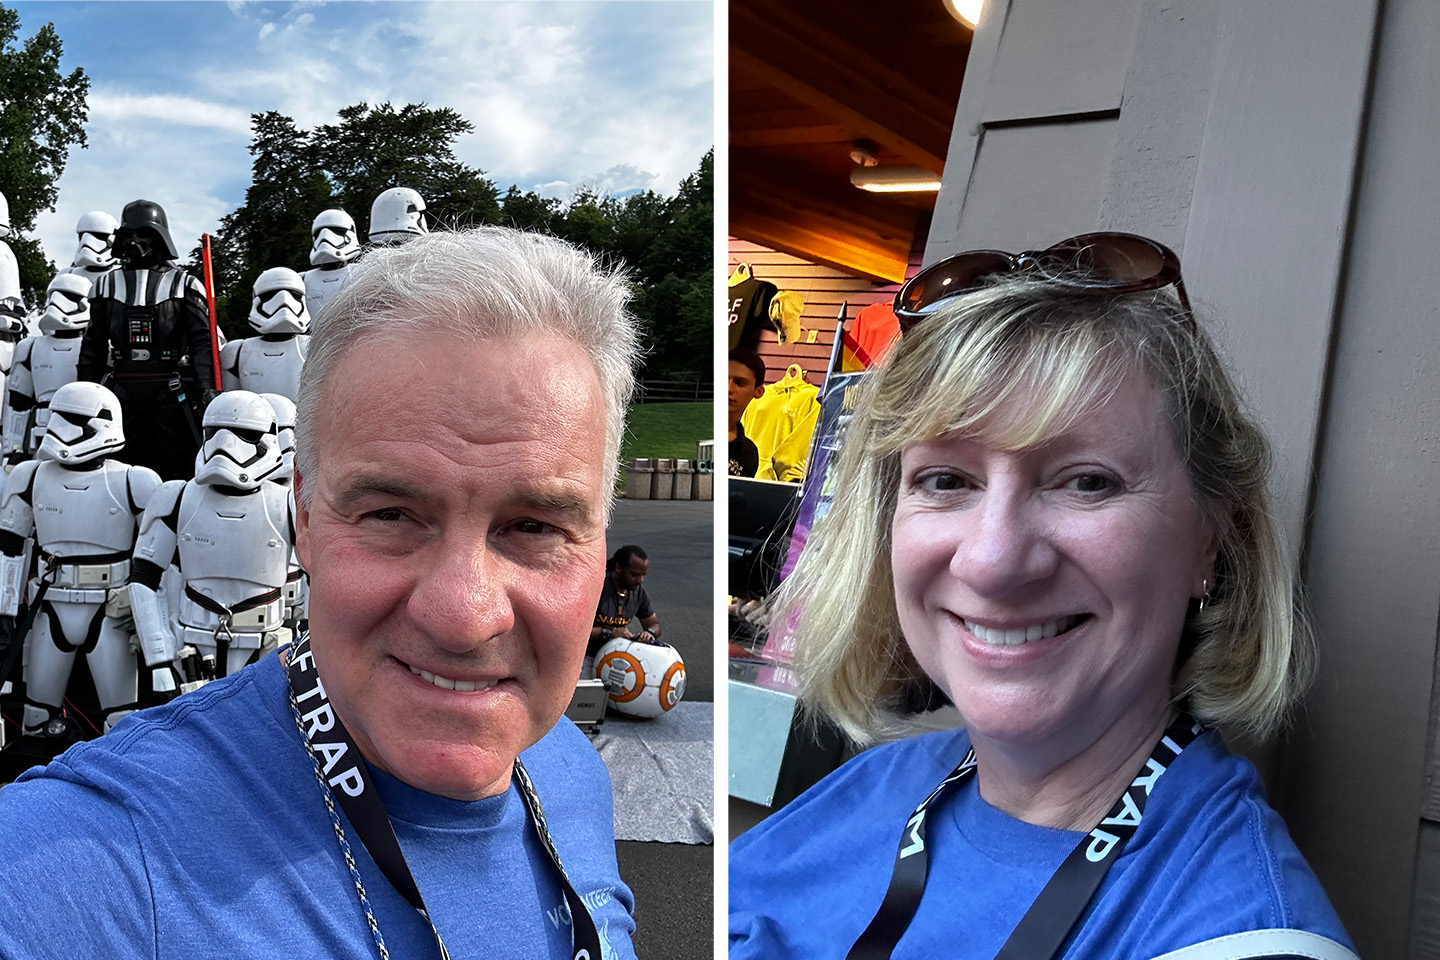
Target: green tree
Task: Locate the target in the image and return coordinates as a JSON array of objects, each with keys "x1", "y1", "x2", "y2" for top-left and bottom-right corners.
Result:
[
  {"x1": 200, "y1": 109, "x2": 712, "y2": 380},
  {"x1": 189, "y1": 112, "x2": 334, "y2": 337},
  {"x1": 0, "y1": 2, "x2": 89, "y2": 304},
  {"x1": 498, "y1": 185, "x2": 559, "y2": 233},
  {"x1": 615, "y1": 150, "x2": 713, "y2": 380},
  {"x1": 313, "y1": 102, "x2": 500, "y2": 232}
]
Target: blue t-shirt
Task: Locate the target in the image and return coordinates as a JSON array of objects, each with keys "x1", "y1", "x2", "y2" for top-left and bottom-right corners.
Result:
[
  {"x1": 0, "y1": 653, "x2": 637, "y2": 959},
  {"x1": 730, "y1": 727, "x2": 1353, "y2": 959}
]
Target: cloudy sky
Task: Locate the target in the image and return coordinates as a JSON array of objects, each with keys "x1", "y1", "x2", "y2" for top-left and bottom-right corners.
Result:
[{"x1": 12, "y1": 0, "x2": 714, "y2": 268}]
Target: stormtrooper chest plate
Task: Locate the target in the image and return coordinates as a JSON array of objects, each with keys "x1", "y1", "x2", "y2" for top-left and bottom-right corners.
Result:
[
  {"x1": 31, "y1": 461, "x2": 137, "y2": 554},
  {"x1": 31, "y1": 335, "x2": 82, "y2": 404},
  {"x1": 303, "y1": 265, "x2": 352, "y2": 318},
  {"x1": 235, "y1": 337, "x2": 306, "y2": 400},
  {"x1": 176, "y1": 483, "x2": 291, "y2": 592}
]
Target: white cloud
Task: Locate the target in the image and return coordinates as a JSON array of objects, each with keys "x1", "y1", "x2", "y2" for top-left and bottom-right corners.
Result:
[
  {"x1": 88, "y1": 91, "x2": 254, "y2": 136},
  {"x1": 26, "y1": 1, "x2": 713, "y2": 282}
]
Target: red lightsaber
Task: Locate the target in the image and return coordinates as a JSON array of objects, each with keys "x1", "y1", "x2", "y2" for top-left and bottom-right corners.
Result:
[{"x1": 201, "y1": 233, "x2": 222, "y2": 391}]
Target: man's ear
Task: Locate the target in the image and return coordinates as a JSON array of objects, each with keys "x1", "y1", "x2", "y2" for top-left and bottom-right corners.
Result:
[
  {"x1": 752, "y1": 384, "x2": 765, "y2": 400},
  {"x1": 292, "y1": 469, "x2": 312, "y2": 571}
]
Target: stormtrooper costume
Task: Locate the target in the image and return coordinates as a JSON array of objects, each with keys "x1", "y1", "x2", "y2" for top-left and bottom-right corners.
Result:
[
  {"x1": 300, "y1": 209, "x2": 360, "y2": 318},
  {"x1": 4, "y1": 273, "x2": 91, "y2": 463},
  {"x1": 0, "y1": 193, "x2": 28, "y2": 392},
  {"x1": 57, "y1": 211, "x2": 121, "y2": 285},
  {"x1": 130, "y1": 391, "x2": 293, "y2": 683},
  {"x1": 261, "y1": 392, "x2": 307, "y2": 629},
  {"x1": 79, "y1": 199, "x2": 219, "y2": 482},
  {"x1": 218, "y1": 267, "x2": 309, "y2": 401},
  {"x1": 0, "y1": 382, "x2": 162, "y2": 736},
  {"x1": 368, "y1": 187, "x2": 428, "y2": 246}
]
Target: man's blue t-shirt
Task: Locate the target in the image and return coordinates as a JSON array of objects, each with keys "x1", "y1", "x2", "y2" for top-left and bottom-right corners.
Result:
[
  {"x1": 0, "y1": 652, "x2": 638, "y2": 959},
  {"x1": 730, "y1": 727, "x2": 1353, "y2": 959}
]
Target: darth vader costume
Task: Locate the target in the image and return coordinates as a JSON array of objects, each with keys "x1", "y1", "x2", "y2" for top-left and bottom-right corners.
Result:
[{"x1": 78, "y1": 199, "x2": 219, "y2": 481}]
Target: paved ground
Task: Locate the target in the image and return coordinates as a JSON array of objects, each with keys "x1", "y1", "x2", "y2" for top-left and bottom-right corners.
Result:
[{"x1": 604, "y1": 496, "x2": 715, "y2": 959}]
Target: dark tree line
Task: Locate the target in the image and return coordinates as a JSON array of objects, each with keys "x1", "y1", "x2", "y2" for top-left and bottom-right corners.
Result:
[{"x1": 194, "y1": 104, "x2": 712, "y2": 381}]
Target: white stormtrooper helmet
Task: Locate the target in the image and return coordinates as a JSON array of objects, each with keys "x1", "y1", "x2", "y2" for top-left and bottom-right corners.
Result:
[
  {"x1": 249, "y1": 267, "x2": 310, "y2": 335},
  {"x1": 72, "y1": 211, "x2": 119, "y2": 270},
  {"x1": 39, "y1": 382, "x2": 126, "y2": 465},
  {"x1": 0, "y1": 191, "x2": 10, "y2": 240},
  {"x1": 260, "y1": 392, "x2": 297, "y2": 484},
  {"x1": 593, "y1": 638, "x2": 688, "y2": 719},
  {"x1": 195, "y1": 391, "x2": 283, "y2": 490},
  {"x1": 39, "y1": 272, "x2": 93, "y2": 334},
  {"x1": 309, "y1": 209, "x2": 361, "y2": 266},
  {"x1": 368, "y1": 187, "x2": 428, "y2": 245}
]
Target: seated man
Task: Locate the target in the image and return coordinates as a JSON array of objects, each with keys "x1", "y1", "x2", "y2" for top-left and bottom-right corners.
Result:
[
  {"x1": 0, "y1": 227, "x2": 641, "y2": 959},
  {"x1": 587, "y1": 544, "x2": 662, "y2": 673},
  {"x1": 728, "y1": 347, "x2": 765, "y2": 477}
]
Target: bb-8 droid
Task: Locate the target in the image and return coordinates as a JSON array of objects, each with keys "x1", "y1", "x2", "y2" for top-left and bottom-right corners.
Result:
[{"x1": 593, "y1": 637, "x2": 686, "y2": 718}]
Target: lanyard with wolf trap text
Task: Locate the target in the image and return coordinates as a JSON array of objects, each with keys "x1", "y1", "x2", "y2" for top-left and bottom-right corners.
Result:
[
  {"x1": 846, "y1": 714, "x2": 1202, "y2": 960},
  {"x1": 285, "y1": 632, "x2": 604, "y2": 960}
]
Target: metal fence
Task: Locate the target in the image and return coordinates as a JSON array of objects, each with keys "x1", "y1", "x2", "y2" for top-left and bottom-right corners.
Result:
[{"x1": 634, "y1": 379, "x2": 714, "y2": 403}]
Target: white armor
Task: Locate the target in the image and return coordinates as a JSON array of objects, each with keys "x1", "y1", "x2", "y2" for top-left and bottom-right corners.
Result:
[
  {"x1": 218, "y1": 268, "x2": 310, "y2": 400},
  {"x1": 4, "y1": 274, "x2": 90, "y2": 461},
  {"x1": 260, "y1": 393, "x2": 306, "y2": 626},
  {"x1": 308, "y1": 209, "x2": 361, "y2": 267},
  {"x1": 368, "y1": 187, "x2": 428, "y2": 246},
  {"x1": 0, "y1": 192, "x2": 21, "y2": 349},
  {"x1": 130, "y1": 391, "x2": 293, "y2": 681},
  {"x1": 302, "y1": 262, "x2": 355, "y2": 320},
  {"x1": 301, "y1": 209, "x2": 361, "y2": 319},
  {"x1": 0, "y1": 382, "x2": 161, "y2": 735},
  {"x1": 0, "y1": 194, "x2": 28, "y2": 395},
  {"x1": 70, "y1": 211, "x2": 120, "y2": 272}
]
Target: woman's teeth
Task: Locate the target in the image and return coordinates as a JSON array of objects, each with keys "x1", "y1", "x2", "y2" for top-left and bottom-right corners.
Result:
[
  {"x1": 964, "y1": 614, "x2": 1085, "y2": 646},
  {"x1": 407, "y1": 664, "x2": 497, "y2": 692}
]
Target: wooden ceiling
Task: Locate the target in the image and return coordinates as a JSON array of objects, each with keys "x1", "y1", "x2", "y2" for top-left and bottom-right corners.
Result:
[{"x1": 729, "y1": 0, "x2": 973, "y2": 283}]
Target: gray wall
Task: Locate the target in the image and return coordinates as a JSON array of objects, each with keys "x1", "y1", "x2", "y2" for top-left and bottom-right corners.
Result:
[{"x1": 929, "y1": 0, "x2": 1438, "y2": 955}]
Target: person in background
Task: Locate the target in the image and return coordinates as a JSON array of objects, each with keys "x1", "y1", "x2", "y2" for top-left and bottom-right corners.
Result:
[
  {"x1": 728, "y1": 346, "x2": 766, "y2": 477},
  {"x1": 588, "y1": 544, "x2": 662, "y2": 673}
]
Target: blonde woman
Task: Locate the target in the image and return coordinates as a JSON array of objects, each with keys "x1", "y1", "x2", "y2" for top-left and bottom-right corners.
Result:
[{"x1": 729, "y1": 235, "x2": 1356, "y2": 960}]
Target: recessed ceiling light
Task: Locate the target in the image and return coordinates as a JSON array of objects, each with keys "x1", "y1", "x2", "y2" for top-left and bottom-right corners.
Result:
[{"x1": 944, "y1": 0, "x2": 983, "y2": 29}]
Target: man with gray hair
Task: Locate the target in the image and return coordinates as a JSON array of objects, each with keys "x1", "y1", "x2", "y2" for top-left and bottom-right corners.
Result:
[{"x1": 0, "y1": 227, "x2": 641, "y2": 959}]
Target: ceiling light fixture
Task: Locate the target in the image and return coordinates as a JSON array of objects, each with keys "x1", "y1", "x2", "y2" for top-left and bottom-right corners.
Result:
[
  {"x1": 849, "y1": 139, "x2": 880, "y2": 167},
  {"x1": 850, "y1": 165, "x2": 943, "y2": 193},
  {"x1": 944, "y1": 0, "x2": 983, "y2": 29}
]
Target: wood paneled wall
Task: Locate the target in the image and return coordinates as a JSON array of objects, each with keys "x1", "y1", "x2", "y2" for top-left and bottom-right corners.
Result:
[{"x1": 727, "y1": 237, "x2": 921, "y2": 387}]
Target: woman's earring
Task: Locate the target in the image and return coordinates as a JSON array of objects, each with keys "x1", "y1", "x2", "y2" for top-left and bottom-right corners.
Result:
[{"x1": 1198, "y1": 578, "x2": 1211, "y2": 614}]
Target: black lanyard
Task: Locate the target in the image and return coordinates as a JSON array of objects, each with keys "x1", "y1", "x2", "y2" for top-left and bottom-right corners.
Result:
[
  {"x1": 285, "y1": 632, "x2": 604, "y2": 960},
  {"x1": 846, "y1": 715, "x2": 1202, "y2": 960}
]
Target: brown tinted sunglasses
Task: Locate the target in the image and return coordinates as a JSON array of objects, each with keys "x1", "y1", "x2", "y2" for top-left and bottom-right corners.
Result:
[{"x1": 893, "y1": 231, "x2": 1193, "y2": 334}]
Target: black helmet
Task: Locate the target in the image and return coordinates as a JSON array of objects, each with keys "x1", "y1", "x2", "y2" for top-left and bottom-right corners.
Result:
[{"x1": 116, "y1": 199, "x2": 179, "y2": 263}]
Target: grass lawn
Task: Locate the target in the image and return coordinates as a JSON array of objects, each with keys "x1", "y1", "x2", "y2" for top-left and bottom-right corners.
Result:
[{"x1": 621, "y1": 402, "x2": 714, "y2": 462}]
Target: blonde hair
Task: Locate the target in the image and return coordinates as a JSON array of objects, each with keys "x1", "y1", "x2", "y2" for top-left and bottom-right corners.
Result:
[{"x1": 775, "y1": 274, "x2": 1312, "y2": 745}]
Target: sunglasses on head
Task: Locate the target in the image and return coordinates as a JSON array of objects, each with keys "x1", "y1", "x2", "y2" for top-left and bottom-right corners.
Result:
[{"x1": 893, "y1": 231, "x2": 1193, "y2": 334}]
